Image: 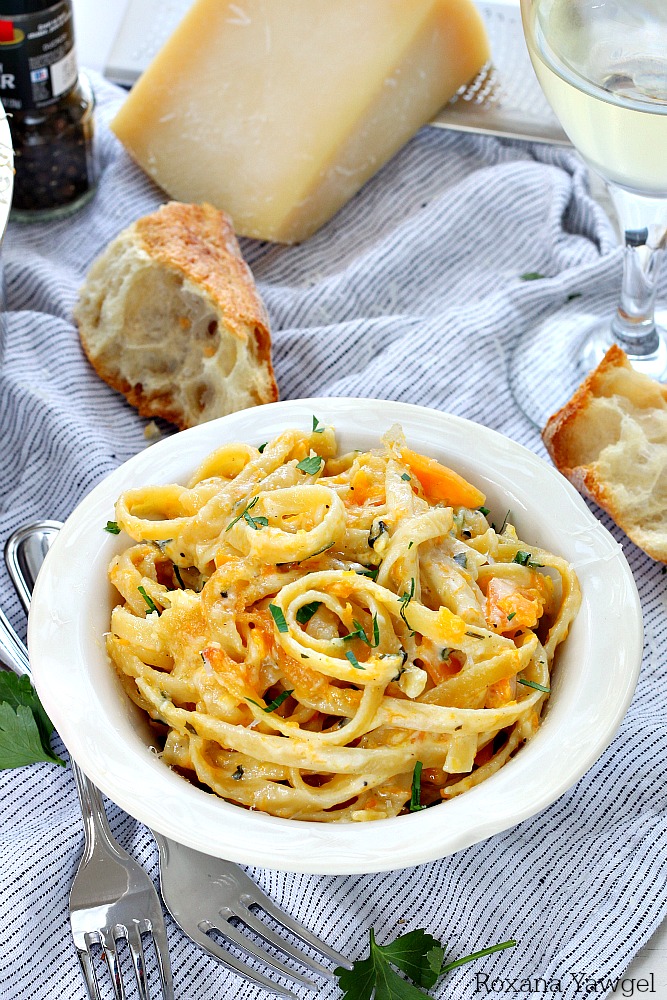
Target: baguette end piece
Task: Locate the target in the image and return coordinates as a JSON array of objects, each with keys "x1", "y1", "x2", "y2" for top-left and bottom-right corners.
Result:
[
  {"x1": 543, "y1": 344, "x2": 667, "y2": 562},
  {"x1": 74, "y1": 202, "x2": 278, "y2": 430}
]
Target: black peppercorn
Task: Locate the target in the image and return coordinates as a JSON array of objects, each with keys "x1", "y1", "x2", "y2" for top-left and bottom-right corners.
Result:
[{"x1": 0, "y1": 0, "x2": 96, "y2": 221}]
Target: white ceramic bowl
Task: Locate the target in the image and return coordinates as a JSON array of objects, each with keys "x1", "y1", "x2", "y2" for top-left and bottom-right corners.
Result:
[{"x1": 28, "y1": 399, "x2": 642, "y2": 873}]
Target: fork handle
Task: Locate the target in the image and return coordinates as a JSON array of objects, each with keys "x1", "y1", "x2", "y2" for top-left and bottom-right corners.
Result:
[
  {"x1": 71, "y1": 758, "x2": 123, "y2": 863},
  {"x1": 0, "y1": 607, "x2": 31, "y2": 677}
]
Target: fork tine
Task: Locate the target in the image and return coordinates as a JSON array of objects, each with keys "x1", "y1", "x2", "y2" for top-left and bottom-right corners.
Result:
[
  {"x1": 188, "y1": 924, "x2": 299, "y2": 998},
  {"x1": 75, "y1": 946, "x2": 103, "y2": 1000},
  {"x1": 126, "y1": 924, "x2": 149, "y2": 1000},
  {"x1": 101, "y1": 932, "x2": 127, "y2": 1000},
  {"x1": 243, "y1": 889, "x2": 354, "y2": 970},
  {"x1": 234, "y1": 905, "x2": 335, "y2": 980},
  {"x1": 149, "y1": 918, "x2": 175, "y2": 1000},
  {"x1": 204, "y1": 919, "x2": 317, "y2": 989}
]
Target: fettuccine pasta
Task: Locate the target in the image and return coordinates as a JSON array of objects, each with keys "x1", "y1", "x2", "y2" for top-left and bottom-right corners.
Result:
[{"x1": 106, "y1": 422, "x2": 580, "y2": 822}]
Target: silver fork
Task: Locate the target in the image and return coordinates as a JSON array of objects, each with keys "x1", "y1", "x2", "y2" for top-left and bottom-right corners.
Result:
[
  {"x1": 0, "y1": 600, "x2": 174, "y2": 1000},
  {"x1": 6, "y1": 521, "x2": 353, "y2": 998},
  {"x1": 0, "y1": 579, "x2": 174, "y2": 1000}
]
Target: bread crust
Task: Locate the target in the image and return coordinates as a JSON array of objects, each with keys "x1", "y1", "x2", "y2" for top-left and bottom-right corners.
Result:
[
  {"x1": 75, "y1": 202, "x2": 278, "y2": 430},
  {"x1": 542, "y1": 344, "x2": 667, "y2": 562}
]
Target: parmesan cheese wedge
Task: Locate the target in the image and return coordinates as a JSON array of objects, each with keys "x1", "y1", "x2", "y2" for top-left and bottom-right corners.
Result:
[{"x1": 111, "y1": 0, "x2": 489, "y2": 244}]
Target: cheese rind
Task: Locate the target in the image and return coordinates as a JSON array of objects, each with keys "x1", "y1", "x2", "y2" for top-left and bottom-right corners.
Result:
[{"x1": 112, "y1": 0, "x2": 489, "y2": 244}]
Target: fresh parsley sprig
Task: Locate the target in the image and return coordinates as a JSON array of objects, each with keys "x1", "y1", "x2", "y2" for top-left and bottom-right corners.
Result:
[
  {"x1": 335, "y1": 927, "x2": 516, "y2": 1000},
  {"x1": 0, "y1": 672, "x2": 65, "y2": 769}
]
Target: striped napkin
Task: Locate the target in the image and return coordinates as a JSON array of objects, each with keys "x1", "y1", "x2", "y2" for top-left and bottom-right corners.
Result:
[{"x1": 0, "y1": 72, "x2": 665, "y2": 1000}]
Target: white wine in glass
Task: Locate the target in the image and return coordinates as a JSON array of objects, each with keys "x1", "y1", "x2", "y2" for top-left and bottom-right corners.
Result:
[{"x1": 511, "y1": 0, "x2": 667, "y2": 427}]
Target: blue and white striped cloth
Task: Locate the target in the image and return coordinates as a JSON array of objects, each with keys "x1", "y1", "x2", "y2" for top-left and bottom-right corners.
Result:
[{"x1": 1, "y1": 73, "x2": 665, "y2": 1000}]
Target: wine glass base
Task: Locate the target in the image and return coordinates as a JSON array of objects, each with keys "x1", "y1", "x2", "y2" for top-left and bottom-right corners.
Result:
[{"x1": 508, "y1": 306, "x2": 667, "y2": 430}]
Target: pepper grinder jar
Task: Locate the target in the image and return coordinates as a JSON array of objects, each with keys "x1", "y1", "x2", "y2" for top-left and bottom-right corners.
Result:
[{"x1": 0, "y1": 0, "x2": 96, "y2": 221}]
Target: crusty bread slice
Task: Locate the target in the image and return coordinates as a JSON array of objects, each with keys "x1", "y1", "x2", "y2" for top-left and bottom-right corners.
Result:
[
  {"x1": 542, "y1": 343, "x2": 667, "y2": 561},
  {"x1": 74, "y1": 201, "x2": 278, "y2": 429}
]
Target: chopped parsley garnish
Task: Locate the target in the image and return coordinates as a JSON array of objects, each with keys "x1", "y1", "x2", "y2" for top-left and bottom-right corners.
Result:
[
  {"x1": 518, "y1": 678, "x2": 550, "y2": 694},
  {"x1": 478, "y1": 506, "x2": 490, "y2": 517},
  {"x1": 334, "y1": 927, "x2": 516, "y2": 1000},
  {"x1": 356, "y1": 566, "x2": 379, "y2": 581},
  {"x1": 296, "y1": 455, "x2": 324, "y2": 475},
  {"x1": 453, "y1": 552, "x2": 467, "y2": 569},
  {"x1": 345, "y1": 650, "x2": 365, "y2": 670},
  {"x1": 399, "y1": 578, "x2": 416, "y2": 635},
  {"x1": 520, "y1": 271, "x2": 545, "y2": 281},
  {"x1": 401, "y1": 473, "x2": 411, "y2": 481},
  {"x1": 231, "y1": 765, "x2": 244, "y2": 780},
  {"x1": 342, "y1": 615, "x2": 380, "y2": 648},
  {"x1": 499, "y1": 510, "x2": 511, "y2": 534},
  {"x1": 370, "y1": 613, "x2": 380, "y2": 648},
  {"x1": 312, "y1": 415, "x2": 325, "y2": 433},
  {"x1": 296, "y1": 541, "x2": 335, "y2": 562},
  {"x1": 408, "y1": 541, "x2": 414, "y2": 550},
  {"x1": 226, "y1": 495, "x2": 267, "y2": 532},
  {"x1": 104, "y1": 520, "x2": 121, "y2": 534},
  {"x1": 296, "y1": 601, "x2": 321, "y2": 625},
  {"x1": 249, "y1": 689, "x2": 294, "y2": 713},
  {"x1": 441, "y1": 647, "x2": 454, "y2": 662},
  {"x1": 507, "y1": 612, "x2": 516, "y2": 622},
  {"x1": 409, "y1": 760, "x2": 425, "y2": 812},
  {"x1": 0, "y1": 672, "x2": 65, "y2": 769},
  {"x1": 268, "y1": 604, "x2": 289, "y2": 633},
  {"x1": 513, "y1": 550, "x2": 543, "y2": 568},
  {"x1": 173, "y1": 565, "x2": 185, "y2": 589},
  {"x1": 257, "y1": 442, "x2": 268, "y2": 453},
  {"x1": 138, "y1": 586, "x2": 160, "y2": 615}
]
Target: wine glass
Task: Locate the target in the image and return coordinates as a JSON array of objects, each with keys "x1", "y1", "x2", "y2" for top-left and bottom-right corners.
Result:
[{"x1": 510, "y1": 0, "x2": 667, "y2": 427}]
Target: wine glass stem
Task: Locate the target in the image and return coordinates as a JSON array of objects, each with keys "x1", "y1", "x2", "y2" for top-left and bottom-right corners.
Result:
[{"x1": 608, "y1": 181, "x2": 667, "y2": 357}]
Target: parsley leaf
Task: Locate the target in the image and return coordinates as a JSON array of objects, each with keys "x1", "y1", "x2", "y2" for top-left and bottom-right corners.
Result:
[
  {"x1": 335, "y1": 928, "x2": 516, "y2": 1000},
  {"x1": 104, "y1": 520, "x2": 121, "y2": 534},
  {"x1": 345, "y1": 650, "x2": 365, "y2": 670},
  {"x1": 226, "y1": 496, "x2": 263, "y2": 532},
  {"x1": 312, "y1": 415, "x2": 325, "y2": 433},
  {"x1": 409, "y1": 761, "x2": 425, "y2": 812},
  {"x1": 520, "y1": 271, "x2": 545, "y2": 281},
  {"x1": 138, "y1": 585, "x2": 160, "y2": 615},
  {"x1": 248, "y1": 689, "x2": 294, "y2": 713},
  {"x1": 518, "y1": 678, "x2": 550, "y2": 694},
  {"x1": 0, "y1": 673, "x2": 65, "y2": 769},
  {"x1": 399, "y1": 579, "x2": 416, "y2": 636},
  {"x1": 513, "y1": 550, "x2": 543, "y2": 568},
  {"x1": 268, "y1": 604, "x2": 289, "y2": 633},
  {"x1": 296, "y1": 601, "x2": 321, "y2": 625},
  {"x1": 297, "y1": 455, "x2": 324, "y2": 475}
]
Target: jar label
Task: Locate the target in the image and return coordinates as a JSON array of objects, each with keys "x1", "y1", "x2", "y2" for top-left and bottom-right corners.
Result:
[{"x1": 0, "y1": 1, "x2": 77, "y2": 111}]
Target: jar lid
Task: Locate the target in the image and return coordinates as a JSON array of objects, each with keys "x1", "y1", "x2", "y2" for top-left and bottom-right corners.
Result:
[{"x1": 0, "y1": 0, "x2": 63, "y2": 14}]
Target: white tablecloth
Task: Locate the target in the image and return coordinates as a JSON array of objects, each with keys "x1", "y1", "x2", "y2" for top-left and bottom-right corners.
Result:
[{"x1": 1, "y1": 72, "x2": 665, "y2": 1000}]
